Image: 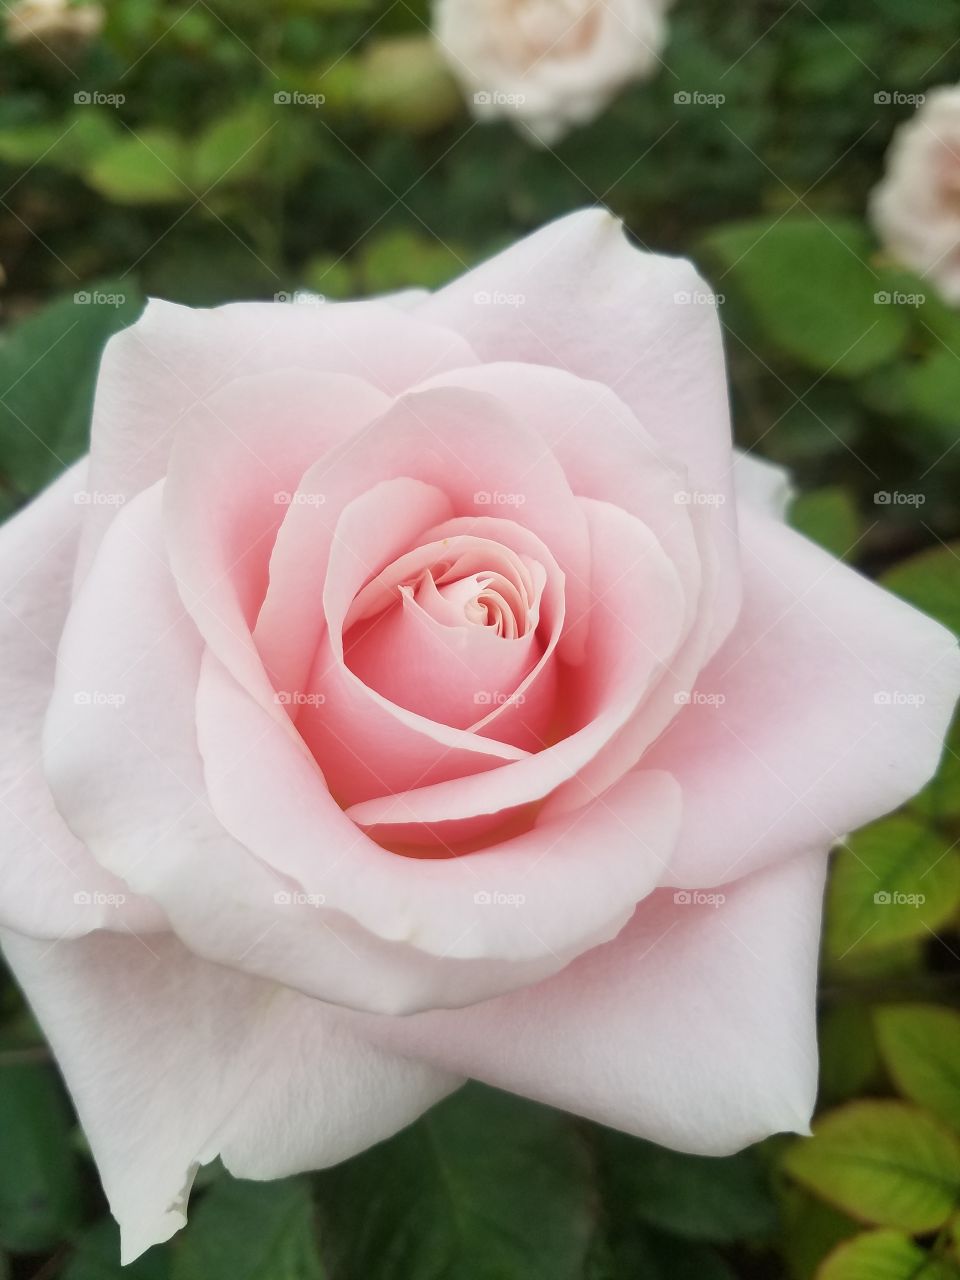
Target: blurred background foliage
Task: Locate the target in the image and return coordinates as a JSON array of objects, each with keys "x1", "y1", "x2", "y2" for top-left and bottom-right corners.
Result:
[{"x1": 2, "y1": 0, "x2": 960, "y2": 1277}]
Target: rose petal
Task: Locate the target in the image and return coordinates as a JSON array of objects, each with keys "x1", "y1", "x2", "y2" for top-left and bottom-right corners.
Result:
[
  {"x1": 0, "y1": 928, "x2": 458, "y2": 1262},
  {"x1": 354, "y1": 848, "x2": 827, "y2": 1154},
  {"x1": 416, "y1": 361, "x2": 707, "y2": 638},
  {"x1": 0, "y1": 464, "x2": 162, "y2": 938},
  {"x1": 347, "y1": 495, "x2": 687, "y2": 829},
  {"x1": 197, "y1": 653, "x2": 682, "y2": 1005},
  {"x1": 418, "y1": 209, "x2": 737, "y2": 642},
  {"x1": 254, "y1": 380, "x2": 591, "y2": 705},
  {"x1": 733, "y1": 450, "x2": 794, "y2": 520},
  {"x1": 46, "y1": 484, "x2": 680, "y2": 1013},
  {"x1": 645, "y1": 506, "x2": 960, "y2": 888},
  {"x1": 341, "y1": 522, "x2": 561, "y2": 746},
  {"x1": 162, "y1": 370, "x2": 392, "y2": 710},
  {"x1": 76, "y1": 297, "x2": 477, "y2": 582}
]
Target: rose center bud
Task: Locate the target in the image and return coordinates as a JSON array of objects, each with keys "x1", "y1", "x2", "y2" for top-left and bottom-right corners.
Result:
[{"x1": 341, "y1": 535, "x2": 546, "y2": 732}]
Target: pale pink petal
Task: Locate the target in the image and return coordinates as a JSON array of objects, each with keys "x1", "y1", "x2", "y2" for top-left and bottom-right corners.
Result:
[
  {"x1": 162, "y1": 371, "x2": 391, "y2": 709},
  {"x1": 416, "y1": 361, "x2": 711, "y2": 641},
  {"x1": 76, "y1": 298, "x2": 477, "y2": 581},
  {"x1": 645, "y1": 507, "x2": 960, "y2": 888},
  {"x1": 0, "y1": 928, "x2": 458, "y2": 1263},
  {"x1": 301, "y1": 492, "x2": 574, "y2": 801},
  {"x1": 197, "y1": 652, "x2": 682, "y2": 1005},
  {"x1": 354, "y1": 849, "x2": 827, "y2": 1154},
  {"x1": 0, "y1": 464, "x2": 162, "y2": 938},
  {"x1": 254, "y1": 381, "x2": 591, "y2": 704},
  {"x1": 418, "y1": 208, "x2": 736, "y2": 636},
  {"x1": 45, "y1": 485, "x2": 679, "y2": 1013},
  {"x1": 295, "y1": 481, "x2": 527, "y2": 808},
  {"x1": 733, "y1": 450, "x2": 794, "y2": 520}
]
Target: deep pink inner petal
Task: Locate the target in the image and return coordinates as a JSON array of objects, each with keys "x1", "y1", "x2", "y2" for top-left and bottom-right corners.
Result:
[{"x1": 343, "y1": 534, "x2": 549, "y2": 732}]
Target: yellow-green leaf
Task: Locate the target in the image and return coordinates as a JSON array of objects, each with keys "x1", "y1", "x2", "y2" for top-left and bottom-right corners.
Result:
[
  {"x1": 817, "y1": 1228, "x2": 958, "y2": 1280},
  {"x1": 875, "y1": 1006, "x2": 960, "y2": 1132},
  {"x1": 784, "y1": 1101, "x2": 960, "y2": 1233},
  {"x1": 826, "y1": 816, "x2": 960, "y2": 960}
]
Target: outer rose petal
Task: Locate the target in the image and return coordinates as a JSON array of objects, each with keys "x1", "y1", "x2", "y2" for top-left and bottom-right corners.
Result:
[
  {"x1": 352, "y1": 849, "x2": 827, "y2": 1154},
  {"x1": 76, "y1": 297, "x2": 477, "y2": 581},
  {"x1": 417, "y1": 209, "x2": 739, "y2": 650},
  {"x1": 0, "y1": 928, "x2": 458, "y2": 1262},
  {"x1": 733, "y1": 450, "x2": 794, "y2": 520},
  {"x1": 0, "y1": 464, "x2": 163, "y2": 938},
  {"x1": 645, "y1": 507, "x2": 960, "y2": 888},
  {"x1": 162, "y1": 371, "x2": 392, "y2": 710}
]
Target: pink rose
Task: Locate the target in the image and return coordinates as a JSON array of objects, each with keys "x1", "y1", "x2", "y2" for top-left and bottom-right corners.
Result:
[{"x1": 1, "y1": 210, "x2": 957, "y2": 1260}]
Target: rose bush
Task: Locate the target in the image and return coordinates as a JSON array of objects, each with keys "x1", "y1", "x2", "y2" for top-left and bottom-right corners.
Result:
[
  {"x1": 432, "y1": 0, "x2": 669, "y2": 145},
  {"x1": 870, "y1": 84, "x2": 960, "y2": 304},
  {"x1": 0, "y1": 209, "x2": 957, "y2": 1260}
]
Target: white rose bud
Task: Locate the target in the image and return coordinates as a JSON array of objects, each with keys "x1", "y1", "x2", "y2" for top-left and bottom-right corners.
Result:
[
  {"x1": 432, "y1": 0, "x2": 670, "y2": 146},
  {"x1": 870, "y1": 85, "x2": 960, "y2": 304}
]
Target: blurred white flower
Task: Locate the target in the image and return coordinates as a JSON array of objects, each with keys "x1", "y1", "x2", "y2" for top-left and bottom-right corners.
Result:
[
  {"x1": 432, "y1": 0, "x2": 670, "y2": 146},
  {"x1": 870, "y1": 85, "x2": 960, "y2": 304},
  {"x1": 5, "y1": 0, "x2": 102, "y2": 47}
]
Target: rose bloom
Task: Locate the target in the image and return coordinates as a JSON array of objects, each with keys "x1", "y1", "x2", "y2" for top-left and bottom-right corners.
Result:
[
  {"x1": 4, "y1": 0, "x2": 102, "y2": 47},
  {"x1": 1, "y1": 211, "x2": 957, "y2": 1259},
  {"x1": 870, "y1": 85, "x2": 960, "y2": 304},
  {"x1": 433, "y1": 0, "x2": 669, "y2": 145}
]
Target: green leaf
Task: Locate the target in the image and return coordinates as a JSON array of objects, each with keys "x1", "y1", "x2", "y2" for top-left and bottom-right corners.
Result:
[
  {"x1": 819, "y1": 1004, "x2": 879, "y2": 1105},
  {"x1": 360, "y1": 227, "x2": 468, "y2": 292},
  {"x1": 825, "y1": 816, "x2": 960, "y2": 960},
  {"x1": 910, "y1": 714, "x2": 960, "y2": 825},
  {"x1": 192, "y1": 103, "x2": 274, "y2": 191},
  {"x1": 790, "y1": 487, "x2": 862, "y2": 560},
  {"x1": 315, "y1": 1084, "x2": 596, "y2": 1280},
  {"x1": 64, "y1": 1220, "x2": 169, "y2": 1280},
  {"x1": 703, "y1": 217, "x2": 908, "y2": 376},
  {"x1": 881, "y1": 543, "x2": 960, "y2": 637},
  {"x1": 783, "y1": 1101, "x2": 960, "y2": 1233},
  {"x1": 875, "y1": 1006, "x2": 960, "y2": 1133},
  {"x1": 0, "y1": 1061, "x2": 82, "y2": 1252},
  {"x1": 172, "y1": 1176, "x2": 323, "y2": 1280},
  {"x1": 88, "y1": 130, "x2": 192, "y2": 204},
  {"x1": 817, "y1": 1228, "x2": 959, "y2": 1280},
  {"x1": 357, "y1": 36, "x2": 461, "y2": 133},
  {"x1": 780, "y1": 1186, "x2": 861, "y2": 1280},
  {"x1": 595, "y1": 1128, "x2": 778, "y2": 1243},
  {"x1": 589, "y1": 1225, "x2": 737, "y2": 1280},
  {"x1": 0, "y1": 283, "x2": 143, "y2": 494}
]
